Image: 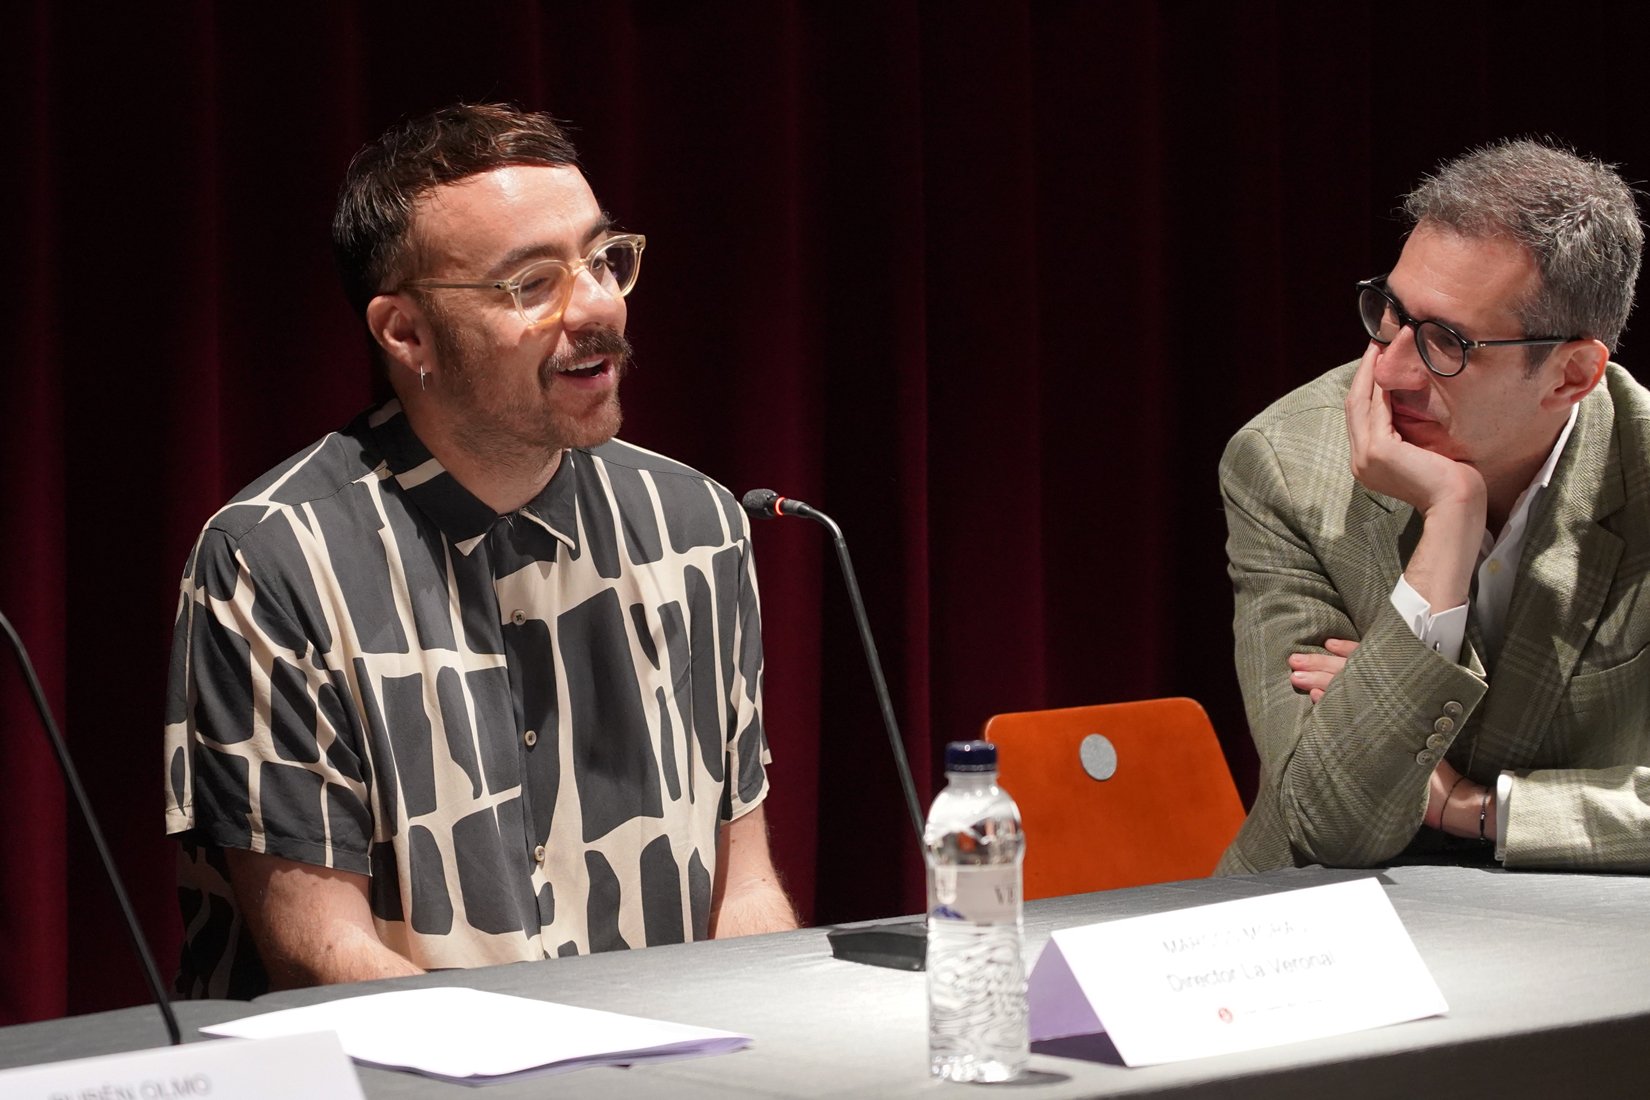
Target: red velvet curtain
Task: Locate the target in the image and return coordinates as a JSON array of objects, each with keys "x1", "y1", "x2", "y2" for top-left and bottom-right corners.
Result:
[{"x1": 6, "y1": 0, "x2": 1649, "y2": 1022}]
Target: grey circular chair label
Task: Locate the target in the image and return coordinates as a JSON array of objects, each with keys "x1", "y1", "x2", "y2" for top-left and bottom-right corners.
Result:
[{"x1": 1079, "y1": 733, "x2": 1117, "y2": 781}]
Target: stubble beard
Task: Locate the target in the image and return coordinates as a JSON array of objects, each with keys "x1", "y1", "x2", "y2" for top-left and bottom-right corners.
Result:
[
  {"x1": 439, "y1": 325, "x2": 634, "y2": 469},
  {"x1": 538, "y1": 328, "x2": 633, "y2": 449}
]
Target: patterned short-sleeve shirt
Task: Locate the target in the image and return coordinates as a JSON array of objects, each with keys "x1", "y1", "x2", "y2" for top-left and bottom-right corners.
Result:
[{"x1": 163, "y1": 401, "x2": 769, "y2": 998}]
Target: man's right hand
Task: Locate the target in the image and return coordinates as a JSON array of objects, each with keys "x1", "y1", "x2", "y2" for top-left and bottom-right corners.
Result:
[
  {"x1": 1345, "y1": 343, "x2": 1485, "y2": 613},
  {"x1": 1344, "y1": 342, "x2": 1487, "y2": 518}
]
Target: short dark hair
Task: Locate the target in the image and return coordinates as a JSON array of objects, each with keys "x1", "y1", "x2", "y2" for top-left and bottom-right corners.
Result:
[
  {"x1": 331, "y1": 102, "x2": 582, "y2": 315},
  {"x1": 1403, "y1": 138, "x2": 1644, "y2": 354}
]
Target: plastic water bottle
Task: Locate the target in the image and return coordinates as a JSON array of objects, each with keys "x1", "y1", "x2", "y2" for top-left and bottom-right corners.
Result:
[{"x1": 925, "y1": 739, "x2": 1028, "y2": 1083}]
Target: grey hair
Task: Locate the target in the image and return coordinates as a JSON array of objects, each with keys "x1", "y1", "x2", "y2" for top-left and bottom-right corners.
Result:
[{"x1": 1403, "y1": 138, "x2": 1644, "y2": 356}]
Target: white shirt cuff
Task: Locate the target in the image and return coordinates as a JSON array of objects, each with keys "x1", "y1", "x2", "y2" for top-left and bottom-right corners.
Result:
[
  {"x1": 1494, "y1": 771, "x2": 1512, "y2": 861},
  {"x1": 1390, "y1": 575, "x2": 1468, "y2": 663}
]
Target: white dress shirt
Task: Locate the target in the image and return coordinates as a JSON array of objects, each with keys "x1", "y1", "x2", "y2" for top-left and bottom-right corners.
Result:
[{"x1": 1387, "y1": 405, "x2": 1579, "y2": 858}]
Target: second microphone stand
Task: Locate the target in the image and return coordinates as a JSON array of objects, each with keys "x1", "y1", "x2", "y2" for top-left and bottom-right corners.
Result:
[{"x1": 743, "y1": 490, "x2": 928, "y2": 969}]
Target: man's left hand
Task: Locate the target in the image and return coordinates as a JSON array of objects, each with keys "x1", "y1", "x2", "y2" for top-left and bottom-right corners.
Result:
[{"x1": 1288, "y1": 637, "x2": 1359, "y2": 703}]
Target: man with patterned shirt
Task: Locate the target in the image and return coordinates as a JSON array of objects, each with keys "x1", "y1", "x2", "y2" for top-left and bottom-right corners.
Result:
[
  {"x1": 164, "y1": 103, "x2": 797, "y2": 997},
  {"x1": 1219, "y1": 140, "x2": 1650, "y2": 875}
]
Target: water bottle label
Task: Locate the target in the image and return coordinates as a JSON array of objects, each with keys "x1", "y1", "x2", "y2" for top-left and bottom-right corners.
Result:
[{"x1": 930, "y1": 865, "x2": 1019, "y2": 925}]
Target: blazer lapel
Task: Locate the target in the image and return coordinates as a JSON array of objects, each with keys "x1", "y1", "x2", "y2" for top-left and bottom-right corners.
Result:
[
  {"x1": 1470, "y1": 387, "x2": 1626, "y2": 770},
  {"x1": 1463, "y1": 609, "x2": 1491, "y2": 680}
]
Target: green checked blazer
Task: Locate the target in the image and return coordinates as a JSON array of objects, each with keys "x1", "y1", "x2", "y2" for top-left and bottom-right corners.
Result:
[{"x1": 1217, "y1": 361, "x2": 1650, "y2": 875}]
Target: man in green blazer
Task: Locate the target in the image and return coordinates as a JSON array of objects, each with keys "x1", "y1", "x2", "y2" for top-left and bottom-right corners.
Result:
[{"x1": 1219, "y1": 139, "x2": 1649, "y2": 874}]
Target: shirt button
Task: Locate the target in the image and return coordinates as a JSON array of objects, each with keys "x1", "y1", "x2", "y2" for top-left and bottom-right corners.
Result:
[
  {"x1": 1487, "y1": 560, "x2": 1503, "y2": 575},
  {"x1": 524, "y1": 729, "x2": 537, "y2": 748},
  {"x1": 1443, "y1": 701, "x2": 1464, "y2": 718},
  {"x1": 534, "y1": 845, "x2": 547, "y2": 863},
  {"x1": 1416, "y1": 750, "x2": 1436, "y2": 766},
  {"x1": 1426, "y1": 733, "x2": 1447, "y2": 751},
  {"x1": 511, "y1": 609, "x2": 527, "y2": 626},
  {"x1": 1433, "y1": 716, "x2": 1455, "y2": 734}
]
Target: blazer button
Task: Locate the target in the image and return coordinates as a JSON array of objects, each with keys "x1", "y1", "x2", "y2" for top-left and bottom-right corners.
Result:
[
  {"x1": 534, "y1": 845, "x2": 547, "y2": 863},
  {"x1": 1433, "y1": 716, "x2": 1455, "y2": 734},
  {"x1": 1443, "y1": 700, "x2": 1464, "y2": 717},
  {"x1": 1426, "y1": 733, "x2": 1447, "y2": 751},
  {"x1": 1416, "y1": 750, "x2": 1437, "y2": 766}
]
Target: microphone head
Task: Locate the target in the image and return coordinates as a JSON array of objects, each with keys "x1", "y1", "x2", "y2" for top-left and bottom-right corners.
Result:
[{"x1": 740, "y1": 488, "x2": 781, "y2": 518}]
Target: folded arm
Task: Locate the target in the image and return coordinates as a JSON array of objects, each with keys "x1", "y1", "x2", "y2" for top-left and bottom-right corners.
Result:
[
  {"x1": 1294, "y1": 644, "x2": 1499, "y2": 838},
  {"x1": 1503, "y1": 767, "x2": 1650, "y2": 870},
  {"x1": 1291, "y1": 642, "x2": 1650, "y2": 870}
]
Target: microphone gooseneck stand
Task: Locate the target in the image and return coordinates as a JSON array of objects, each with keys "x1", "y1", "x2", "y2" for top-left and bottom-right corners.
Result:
[
  {"x1": 1, "y1": 609, "x2": 182, "y2": 1044},
  {"x1": 741, "y1": 489, "x2": 929, "y2": 970}
]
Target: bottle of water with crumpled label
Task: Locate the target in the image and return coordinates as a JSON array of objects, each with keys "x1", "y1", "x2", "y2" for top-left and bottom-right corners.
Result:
[{"x1": 925, "y1": 739, "x2": 1027, "y2": 1083}]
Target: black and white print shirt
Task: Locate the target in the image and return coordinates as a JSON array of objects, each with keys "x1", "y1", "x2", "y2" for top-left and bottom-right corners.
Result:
[{"x1": 164, "y1": 401, "x2": 769, "y2": 998}]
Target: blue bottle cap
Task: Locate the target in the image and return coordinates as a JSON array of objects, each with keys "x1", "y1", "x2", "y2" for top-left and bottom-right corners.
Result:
[{"x1": 944, "y1": 739, "x2": 997, "y2": 772}]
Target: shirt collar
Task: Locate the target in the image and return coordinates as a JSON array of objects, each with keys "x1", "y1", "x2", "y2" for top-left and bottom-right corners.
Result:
[
  {"x1": 1485, "y1": 402, "x2": 1579, "y2": 552},
  {"x1": 363, "y1": 401, "x2": 581, "y2": 557},
  {"x1": 1531, "y1": 402, "x2": 1579, "y2": 495}
]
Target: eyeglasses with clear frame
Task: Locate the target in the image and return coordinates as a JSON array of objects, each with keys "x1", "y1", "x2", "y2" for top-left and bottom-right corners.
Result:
[
  {"x1": 1356, "y1": 276, "x2": 1572, "y2": 378},
  {"x1": 405, "y1": 233, "x2": 646, "y2": 328}
]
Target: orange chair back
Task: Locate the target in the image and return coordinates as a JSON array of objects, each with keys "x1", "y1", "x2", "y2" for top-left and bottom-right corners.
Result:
[{"x1": 982, "y1": 697, "x2": 1244, "y2": 900}]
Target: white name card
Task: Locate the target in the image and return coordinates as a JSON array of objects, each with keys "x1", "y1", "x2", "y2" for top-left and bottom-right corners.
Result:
[
  {"x1": 0, "y1": 1029, "x2": 364, "y2": 1100},
  {"x1": 1027, "y1": 876, "x2": 1447, "y2": 1066}
]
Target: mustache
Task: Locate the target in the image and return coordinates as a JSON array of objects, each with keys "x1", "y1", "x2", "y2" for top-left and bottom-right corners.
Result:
[{"x1": 547, "y1": 329, "x2": 634, "y2": 374}]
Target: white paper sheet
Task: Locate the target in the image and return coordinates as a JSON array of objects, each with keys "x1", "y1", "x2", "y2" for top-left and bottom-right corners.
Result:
[{"x1": 202, "y1": 987, "x2": 750, "y2": 1083}]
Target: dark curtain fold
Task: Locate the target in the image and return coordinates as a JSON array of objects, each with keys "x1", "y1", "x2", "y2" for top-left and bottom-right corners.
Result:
[{"x1": 5, "y1": 0, "x2": 1648, "y2": 1022}]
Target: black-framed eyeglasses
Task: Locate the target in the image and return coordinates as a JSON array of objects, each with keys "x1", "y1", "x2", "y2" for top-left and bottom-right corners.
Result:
[
  {"x1": 405, "y1": 233, "x2": 646, "y2": 329},
  {"x1": 1356, "y1": 276, "x2": 1572, "y2": 378}
]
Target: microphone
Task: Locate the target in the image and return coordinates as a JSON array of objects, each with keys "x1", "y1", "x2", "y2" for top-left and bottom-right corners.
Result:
[
  {"x1": 1, "y1": 609, "x2": 181, "y2": 1045},
  {"x1": 740, "y1": 489, "x2": 827, "y2": 524},
  {"x1": 741, "y1": 489, "x2": 928, "y2": 970}
]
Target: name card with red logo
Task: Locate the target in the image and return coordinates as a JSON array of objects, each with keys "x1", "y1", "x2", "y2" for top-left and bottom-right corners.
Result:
[
  {"x1": 1026, "y1": 876, "x2": 1446, "y2": 1066},
  {"x1": 0, "y1": 1029, "x2": 363, "y2": 1099}
]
